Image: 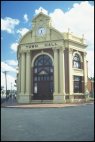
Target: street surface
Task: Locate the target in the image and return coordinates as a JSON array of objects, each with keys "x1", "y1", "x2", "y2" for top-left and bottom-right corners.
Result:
[{"x1": 1, "y1": 104, "x2": 94, "y2": 141}]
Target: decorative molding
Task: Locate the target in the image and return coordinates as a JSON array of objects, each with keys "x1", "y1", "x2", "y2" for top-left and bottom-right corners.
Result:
[
  {"x1": 26, "y1": 50, "x2": 30, "y2": 54},
  {"x1": 31, "y1": 52, "x2": 53, "y2": 67},
  {"x1": 20, "y1": 50, "x2": 26, "y2": 54},
  {"x1": 73, "y1": 51, "x2": 83, "y2": 62},
  {"x1": 52, "y1": 45, "x2": 61, "y2": 52},
  {"x1": 69, "y1": 48, "x2": 73, "y2": 53},
  {"x1": 59, "y1": 47, "x2": 65, "y2": 53},
  {"x1": 52, "y1": 47, "x2": 57, "y2": 52}
]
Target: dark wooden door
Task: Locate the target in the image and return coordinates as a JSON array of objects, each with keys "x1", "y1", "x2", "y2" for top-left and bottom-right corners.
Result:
[
  {"x1": 33, "y1": 55, "x2": 53, "y2": 100},
  {"x1": 38, "y1": 81, "x2": 49, "y2": 100}
]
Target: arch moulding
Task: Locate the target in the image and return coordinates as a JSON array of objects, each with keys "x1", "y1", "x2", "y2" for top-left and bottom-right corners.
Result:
[
  {"x1": 31, "y1": 51, "x2": 54, "y2": 67},
  {"x1": 73, "y1": 51, "x2": 83, "y2": 62}
]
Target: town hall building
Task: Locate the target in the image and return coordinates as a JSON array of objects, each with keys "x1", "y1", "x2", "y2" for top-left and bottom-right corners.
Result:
[{"x1": 17, "y1": 12, "x2": 88, "y2": 104}]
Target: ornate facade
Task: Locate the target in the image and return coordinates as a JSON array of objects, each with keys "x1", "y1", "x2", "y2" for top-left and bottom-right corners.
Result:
[{"x1": 17, "y1": 12, "x2": 88, "y2": 104}]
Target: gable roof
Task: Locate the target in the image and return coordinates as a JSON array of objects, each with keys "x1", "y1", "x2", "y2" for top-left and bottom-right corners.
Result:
[{"x1": 32, "y1": 12, "x2": 50, "y2": 22}]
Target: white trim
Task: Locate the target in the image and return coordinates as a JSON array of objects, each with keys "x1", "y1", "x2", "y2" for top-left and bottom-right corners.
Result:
[{"x1": 31, "y1": 51, "x2": 54, "y2": 67}]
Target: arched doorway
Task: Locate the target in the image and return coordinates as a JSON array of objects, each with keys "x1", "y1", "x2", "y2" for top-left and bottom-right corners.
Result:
[{"x1": 33, "y1": 54, "x2": 54, "y2": 100}]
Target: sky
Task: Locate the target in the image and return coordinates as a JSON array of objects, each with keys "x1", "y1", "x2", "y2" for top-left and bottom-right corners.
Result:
[{"x1": 1, "y1": 1, "x2": 94, "y2": 90}]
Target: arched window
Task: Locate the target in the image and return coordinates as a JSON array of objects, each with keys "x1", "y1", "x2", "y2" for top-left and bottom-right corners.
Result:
[
  {"x1": 34, "y1": 55, "x2": 53, "y2": 74},
  {"x1": 73, "y1": 54, "x2": 81, "y2": 68}
]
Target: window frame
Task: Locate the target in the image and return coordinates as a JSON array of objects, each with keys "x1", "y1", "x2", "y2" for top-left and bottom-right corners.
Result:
[
  {"x1": 73, "y1": 53, "x2": 81, "y2": 69},
  {"x1": 73, "y1": 76, "x2": 82, "y2": 93}
]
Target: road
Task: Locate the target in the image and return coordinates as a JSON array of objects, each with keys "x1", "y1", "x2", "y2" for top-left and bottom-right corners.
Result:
[{"x1": 1, "y1": 104, "x2": 94, "y2": 141}]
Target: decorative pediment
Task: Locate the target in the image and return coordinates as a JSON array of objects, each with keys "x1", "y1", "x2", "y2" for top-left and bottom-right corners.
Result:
[
  {"x1": 18, "y1": 11, "x2": 64, "y2": 45},
  {"x1": 32, "y1": 12, "x2": 50, "y2": 22}
]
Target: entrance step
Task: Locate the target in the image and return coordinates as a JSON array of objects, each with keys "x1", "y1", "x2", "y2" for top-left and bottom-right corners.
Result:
[{"x1": 31, "y1": 100, "x2": 53, "y2": 104}]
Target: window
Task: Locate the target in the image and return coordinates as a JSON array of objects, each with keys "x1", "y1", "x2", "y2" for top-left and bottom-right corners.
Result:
[
  {"x1": 34, "y1": 68, "x2": 37, "y2": 73},
  {"x1": 34, "y1": 76, "x2": 37, "y2": 81},
  {"x1": 50, "y1": 68, "x2": 53, "y2": 73},
  {"x1": 73, "y1": 76, "x2": 82, "y2": 93},
  {"x1": 38, "y1": 76, "x2": 40, "y2": 81},
  {"x1": 34, "y1": 83, "x2": 37, "y2": 93},
  {"x1": 34, "y1": 55, "x2": 53, "y2": 67},
  {"x1": 73, "y1": 54, "x2": 81, "y2": 68}
]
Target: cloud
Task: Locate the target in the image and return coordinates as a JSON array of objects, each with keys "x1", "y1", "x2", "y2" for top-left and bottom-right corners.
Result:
[
  {"x1": 49, "y1": 1, "x2": 94, "y2": 48},
  {"x1": 23, "y1": 14, "x2": 29, "y2": 22},
  {"x1": 1, "y1": 17, "x2": 20, "y2": 33},
  {"x1": 10, "y1": 42, "x2": 18, "y2": 52},
  {"x1": 35, "y1": 7, "x2": 48, "y2": 15},
  {"x1": 6, "y1": 60, "x2": 18, "y2": 66},
  {"x1": 17, "y1": 28, "x2": 29, "y2": 36},
  {"x1": 68, "y1": 7, "x2": 70, "y2": 10},
  {"x1": 1, "y1": 72, "x2": 16, "y2": 90},
  {"x1": 1, "y1": 61, "x2": 16, "y2": 73}
]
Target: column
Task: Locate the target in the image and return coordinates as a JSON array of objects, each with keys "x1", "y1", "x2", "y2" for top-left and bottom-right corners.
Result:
[
  {"x1": 59, "y1": 48, "x2": 66, "y2": 102},
  {"x1": 63, "y1": 50, "x2": 65, "y2": 96},
  {"x1": 21, "y1": 52, "x2": 26, "y2": 94},
  {"x1": 69, "y1": 48, "x2": 73, "y2": 95},
  {"x1": 26, "y1": 51, "x2": 31, "y2": 95},
  {"x1": 59, "y1": 48, "x2": 63, "y2": 94},
  {"x1": 53, "y1": 48, "x2": 58, "y2": 95},
  {"x1": 83, "y1": 52, "x2": 87, "y2": 93}
]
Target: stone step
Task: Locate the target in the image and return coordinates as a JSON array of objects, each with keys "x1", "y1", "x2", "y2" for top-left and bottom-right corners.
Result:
[{"x1": 31, "y1": 100, "x2": 53, "y2": 104}]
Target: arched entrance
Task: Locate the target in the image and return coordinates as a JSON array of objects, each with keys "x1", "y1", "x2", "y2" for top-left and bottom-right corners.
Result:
[{"x1": 33, "y1": 54, "x2": 54, "y2": 100}]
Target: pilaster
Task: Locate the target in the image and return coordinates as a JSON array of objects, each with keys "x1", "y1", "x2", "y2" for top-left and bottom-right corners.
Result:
[
  {"x1": 53, "y1": 48, "x2": 58, "y2": 95},
  {"x1": 20, "y1": 51, "x2": 26, "y2": 93},
  {"x1": 59, "y1": 48, "x2": 65, "y2": 94},
  {"x1": 59, "y1": 47, "x2": 66, "y2": 102},
  {"x1": 26, "y1": 50, "x2": 31, "y2": 96},
  {"x1": 69, "y1": 48, "x2": 73, "y2": 95},
  {"x1": 18, "y1": 50, "x2": 31, "y2": 104}
]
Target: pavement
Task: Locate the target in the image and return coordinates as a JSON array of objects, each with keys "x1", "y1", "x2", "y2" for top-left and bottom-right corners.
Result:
[
  {"x1": 1, "y1": 96, "x2": 94, "y2": 108},
  {"x1": 1, "y1": 104, "x2": 94, "y2": 141}
]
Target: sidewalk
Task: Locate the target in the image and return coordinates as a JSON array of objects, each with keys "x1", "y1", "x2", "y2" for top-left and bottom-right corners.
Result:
[{"x1": 1, "y1": 97, "x2": 94, "y2": 108}]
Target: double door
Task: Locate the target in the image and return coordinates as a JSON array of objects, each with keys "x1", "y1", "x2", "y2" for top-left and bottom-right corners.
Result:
[
  {"x1": 33, "y1": 74, "x2": 53, "y2": 100},
  {"x1": 33, "y1": 55, "x2": 54, "y2": 100}
]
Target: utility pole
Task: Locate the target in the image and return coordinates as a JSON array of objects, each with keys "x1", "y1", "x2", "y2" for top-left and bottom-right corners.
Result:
[
  {"x1": 3, "y1": 71, "x2": 9, "y2": 99},
  {"x1": 11, "y1": 82, "x2": 12, "y2": 96}
]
